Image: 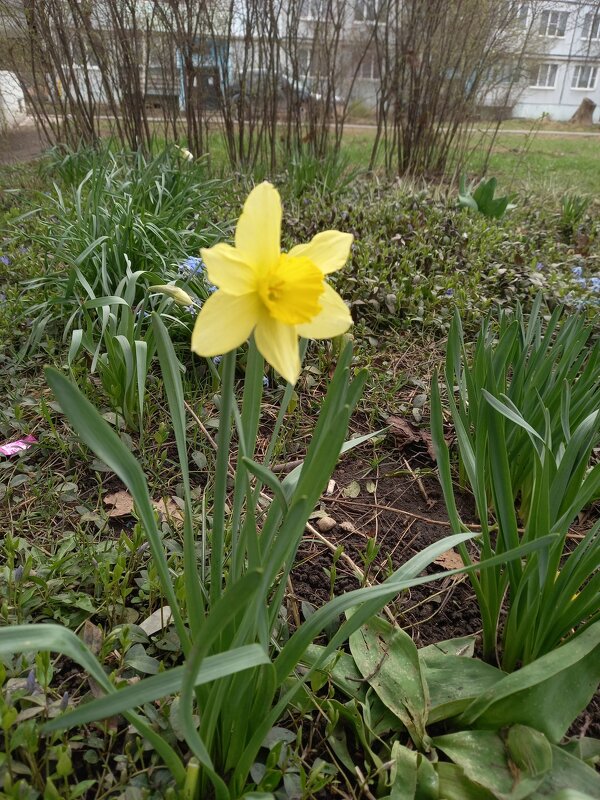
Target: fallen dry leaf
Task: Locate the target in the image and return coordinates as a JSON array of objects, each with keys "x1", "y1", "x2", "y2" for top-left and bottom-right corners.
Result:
[
  {"x1": 139, "y1": 606, "x2": 173, "y2": 635},
  {"x1": 81, "y1": 620, "x2": 103, "y2": 655},
  {"x1": 104, "y1": 490, "x2": 134, "y2": 517},
  {"x1": 433, "y1": 550, "x2": 464, "y2": 570},
  {"x1": 386, "y1": 415, "x2": 437, "y2": 461},
  {"x1": 103, "y1": 492, "x2": 184, "y2": 525},
  {"x1": 342, "y1": 480, "x2": 361, "y2": 498},
  {"x1": 153, "y1": 497, "x2": 184, "y2": 524}
]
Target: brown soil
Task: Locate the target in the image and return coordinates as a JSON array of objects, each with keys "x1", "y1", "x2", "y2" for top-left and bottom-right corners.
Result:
[{"x1": 292, "y1": 458, "x2": 481, "y2": 647}]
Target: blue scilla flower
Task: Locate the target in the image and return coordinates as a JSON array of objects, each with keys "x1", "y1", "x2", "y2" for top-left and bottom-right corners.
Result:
[
  {"x1": 184, "y1": 303, "x2": 199, "y2": 317},
  {"x1": 572, "y1": 265, "x2": 583, "y2": 278},
  {"x1": 535, "y1": 261, "x2": 544, "y2": 271},
  {"x1": 26, "y1": 670, "x2": 36, "y2": 694},
  {"x1": 179, "y1": 256, "x2": 205, "y2": 275},
  {"x1": 444, "y1": 288, "x2": 453, "y2": 297},
  {"x1": 574, "y1": 277, "x2": 587, "y2": 289},
  {"x1": 590, "y1": 277, "x2": 600, "y2": 293},
  {"x1": 206, "y1": 282, "x2": 218, "y2": 294},
  {"x1": 0, "y1": 255, "x2": 10, "y2": 266}
]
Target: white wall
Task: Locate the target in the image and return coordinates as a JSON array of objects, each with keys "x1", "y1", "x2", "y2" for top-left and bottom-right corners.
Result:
[{"x1": 0, "y1": 71, "x2": 25, "y2": 131}]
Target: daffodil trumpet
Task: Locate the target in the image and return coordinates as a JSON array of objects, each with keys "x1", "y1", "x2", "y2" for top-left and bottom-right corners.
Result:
[{"x1": 192, "y1": 181, "x2": 353, "y2": 385}]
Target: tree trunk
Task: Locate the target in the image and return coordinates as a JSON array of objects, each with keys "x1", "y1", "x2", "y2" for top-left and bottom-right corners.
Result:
[{"x1": 570, "y1": 97, "x2": 596, "y2": 126}]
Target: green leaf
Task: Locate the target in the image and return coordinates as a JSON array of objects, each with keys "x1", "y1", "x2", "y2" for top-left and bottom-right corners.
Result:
[
  {"x1": 436, "y1": 762, "x2": 494, "y2": 799},
  {"x1": 83, "y1": 296, "x2": 130, "y2": 308},
  {"x1": 349, "y1": 615, "x2": 429, "y2": 750},
  {"x1": 538, "y1": 745, "x2": 600, "y2": 797},
  {"x1": 481, "y1": 390, "x2": 544, "y2": 443},
  {"x1": 389, "y1": 741, "x2": 418, "y2": 799},
  {"x1": 421, "y1": 652, "x2": 505, "y2": 723},
  {"x1": 560, "y1": 737, "x2": 600, "y2": 769},
  {"x1": 43, "y1": 644, "x2": 270, "y2": 731},
  {"x1": 434, "y1": 726, "x2": 549, "y2": 799},
  {"x1": 242, "y1": 458, "x2": 288, "y2": 514},
  {"x1": 419, "y1": 635, "x2": 477, "y2": 659},
  {"x1": 151, "y1": 314, "x2": 204, "y2": 633},
  {"x1": 45, "y1": 366, "x2": 189, "y2": 654},
  {"x1": 461, "y1": 619, "x2": 600, "y2": 742},
  {"x1": 506, "y1": 724, "x2": 553, "y2": 777}
]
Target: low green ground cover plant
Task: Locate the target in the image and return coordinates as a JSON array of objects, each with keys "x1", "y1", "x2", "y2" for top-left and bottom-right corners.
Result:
[{"x1": 432, "y1": 300, "x2": 600, "y2": 669}]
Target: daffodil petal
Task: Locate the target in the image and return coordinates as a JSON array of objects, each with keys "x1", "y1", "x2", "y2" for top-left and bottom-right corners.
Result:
[
  {"x1": 201, "y1": 244, "x2": 256, "y2": 296},
  {"x1": 254, "y1": 315, "x2": 300, "y2": 385},
  {"x1": 296, "y1": 283, "x2": 352, "y2": 339},
  {"x1": 191, "y1": 291, "x2": 260, "y2": 357},
  {"x1": 288, "y1": 231, "x2": 353, "y2": 275},
  {"x1": 235, "y1": 182, "x2": 281, "y2": 274}
]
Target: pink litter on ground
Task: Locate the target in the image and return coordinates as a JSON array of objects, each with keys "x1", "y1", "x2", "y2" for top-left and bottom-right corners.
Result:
[{"x1": 0, "y1": 435, "x2": 38, "y2": 456}]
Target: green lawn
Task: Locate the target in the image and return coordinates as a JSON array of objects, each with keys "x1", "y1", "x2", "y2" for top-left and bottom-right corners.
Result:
[
  {"x1": 464, "y1": 130, "x2": 600, "y2": 195},
  {"x1": 337, "y1": 125, "x2": 600, "y2": 195}
]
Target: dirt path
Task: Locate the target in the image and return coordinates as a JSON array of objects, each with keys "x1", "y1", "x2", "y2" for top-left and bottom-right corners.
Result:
[{"x1": 0, "y1": 121, "x2": 45, "y2": 164}]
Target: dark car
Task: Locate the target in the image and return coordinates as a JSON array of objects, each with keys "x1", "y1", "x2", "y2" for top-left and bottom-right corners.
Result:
[
  {"x1": 229, "y1": 70, "x2": 310, "y2": 108},
  {"x1": 227, "y1": 70, "x2": 342, "y2": 115}
]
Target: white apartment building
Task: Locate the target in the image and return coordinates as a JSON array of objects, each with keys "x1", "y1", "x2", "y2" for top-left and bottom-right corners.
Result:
[
  {"x1": 292, "y1": 1, "x2": 600, "y2": 120},
  {"x1": 514, "y1": 2, "x2": 600, "y2": 120},
  {"x1": 4, "y1": 0, "x2": 600, "y2": 123}
]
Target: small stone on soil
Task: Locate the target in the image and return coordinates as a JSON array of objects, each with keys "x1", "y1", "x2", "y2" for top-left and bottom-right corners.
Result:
[{"x1": 317, "y1": 516, "x2": 337, "y2": 532}]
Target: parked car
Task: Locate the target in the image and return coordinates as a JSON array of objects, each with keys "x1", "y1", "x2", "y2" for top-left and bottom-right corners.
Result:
[{"x1": 227, "y1": 70, "x2": 342, "y2": 115}]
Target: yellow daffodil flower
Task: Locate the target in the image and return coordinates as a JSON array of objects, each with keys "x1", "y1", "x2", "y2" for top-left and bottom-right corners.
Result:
[{"x1": 191, "y1": 181, "x2": 353, "y2": 384}]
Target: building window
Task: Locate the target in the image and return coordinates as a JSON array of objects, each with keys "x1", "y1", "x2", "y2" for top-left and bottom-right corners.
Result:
[
  {"x1": 572, "y1": 65, "x2": 598, "y2": 90},
  {"x1": 355, "y1": 1, "x2": 380, "y2": 23},
  {"x1": 300, "y1": 0, "x2": 325, "y2": 20},
  {"x1": 582, "y1": 12, "x2": 600, "y2": 41},
  {"x1": 539, "y1": 10, "x2": 568, "y2": 37},
  {"x1": 359, "y1": 52, "x2": 380, "y2": 80},
  {"x1": 530, "y1": 63, "x2": 558, "y2": 88}
]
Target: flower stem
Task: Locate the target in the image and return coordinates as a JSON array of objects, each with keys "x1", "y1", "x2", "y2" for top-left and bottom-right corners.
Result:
[{"x1": 210, "y1": 351, "x2": 236, "y2": 605}]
